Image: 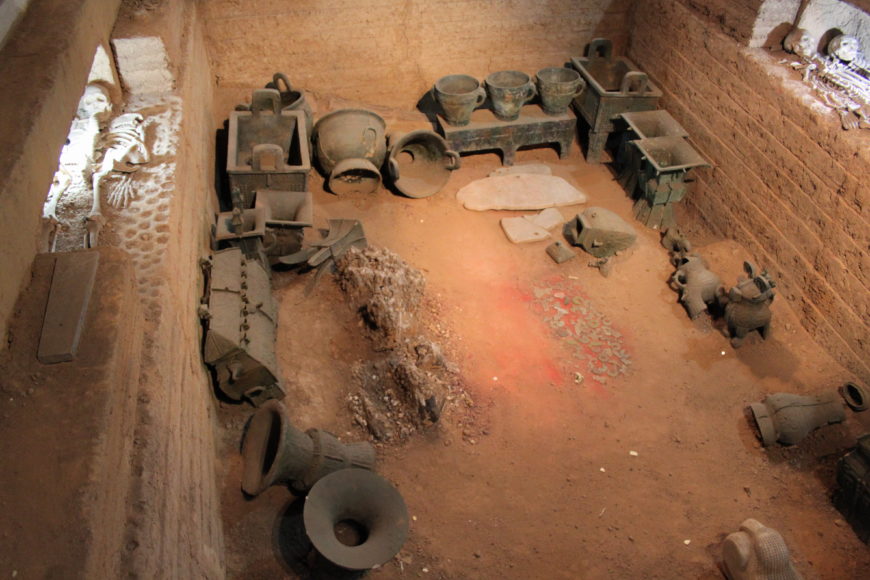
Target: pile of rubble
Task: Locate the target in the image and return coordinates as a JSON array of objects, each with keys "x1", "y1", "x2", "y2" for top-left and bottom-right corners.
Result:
[
  {"x1": 336, "y1": 246, "x2": 465, "y2": 441},
  {"x1": 335, "y1": 246, "x2": 425, "y2": 348}
]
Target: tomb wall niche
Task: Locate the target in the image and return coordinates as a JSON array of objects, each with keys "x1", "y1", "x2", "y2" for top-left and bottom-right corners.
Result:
[
  {"x1": 0, "y1": 0, "x2": 122, "y2": 347},
  {"x1": 752, "y1": 0, "x2": 870, "y2": 50}
]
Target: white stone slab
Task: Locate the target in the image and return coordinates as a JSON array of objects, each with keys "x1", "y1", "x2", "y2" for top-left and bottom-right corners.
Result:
[
  {"x1": 457, "y1": 174, "x2": 587, "y2": 211},
  {"x1": 489, "y1": 163, "x2": 553, "y2": 177},
  {"x1": 500, "y1": 208, "x2": 565, "y2": 244},
  {"x1": 527, "y1": 207, "x2": 564, "y2": 230},
  {"x1": 500, "y1": 217, "x2": 551, "y2": 243}
]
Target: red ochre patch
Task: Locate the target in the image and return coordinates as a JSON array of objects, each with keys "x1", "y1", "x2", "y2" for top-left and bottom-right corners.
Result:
[{"x1": 530, "y1": 275, "x2": 632, "y2": 388}]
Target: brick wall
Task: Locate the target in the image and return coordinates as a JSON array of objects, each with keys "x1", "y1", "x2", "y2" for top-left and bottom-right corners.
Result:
[
  {"x1": 200, "y1": 0, "x2": 633, "y2": 107},
  {"x1": 629, "y1": 0, "x2": 870, "y2": 380}
]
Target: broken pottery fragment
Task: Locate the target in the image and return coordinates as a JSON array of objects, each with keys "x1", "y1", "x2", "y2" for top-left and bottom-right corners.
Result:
[
  {"x1": 457, "y1": 174, "x2": 587, "y2": 211},
  {"x1": 489, "y1": 163, "x2": 552, "y2": 177},
  {"x1": 500, "y1": 208, "x2": 564, "y2": 244},
  {"x1": 546, "y1": 241, "x2": 576, "y2": 263}
]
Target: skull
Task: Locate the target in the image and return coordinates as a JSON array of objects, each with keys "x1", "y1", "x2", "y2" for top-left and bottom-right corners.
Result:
[
  {"x1": 828, "y1": 34, "x2": 861, "y2": 62},
  {"x1": 784, "y1": 28, "x2": 818, "y2": 60},
  {"x1": 76, "y1": 84, "x2": 112, "y2": 123}
]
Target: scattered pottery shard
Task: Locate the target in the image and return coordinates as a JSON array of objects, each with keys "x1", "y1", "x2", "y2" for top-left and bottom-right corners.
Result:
[
  {"x1": 489, "y1": 163, "x2": 552, "y2": 177},
  {"x1": 457, "y1": 174, "x2": 587, "y2": 211},
  {"x1": 500, "y1": 208, "x2": 565, "y2": 243},
  {"x1": 546, "y1": 241, "x2": 576, "y2": 263}
]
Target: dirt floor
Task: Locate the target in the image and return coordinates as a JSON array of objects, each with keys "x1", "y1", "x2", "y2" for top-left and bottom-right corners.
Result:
[{"x1": 213, "y1": 93, "x2": 870, "y2": 580}]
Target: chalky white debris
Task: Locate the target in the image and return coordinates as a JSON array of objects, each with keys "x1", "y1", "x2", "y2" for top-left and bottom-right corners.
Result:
[
  {"x1": 42, "y1": 84, "x2": 150, "y2": 249},
  {"x1": 783, "y1": 29, "x2": 870, "y2": 130}
]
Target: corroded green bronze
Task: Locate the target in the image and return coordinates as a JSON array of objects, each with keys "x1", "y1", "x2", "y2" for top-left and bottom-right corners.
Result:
[{"x1": 570, "y1": 38, "x2": 662, "y2": 163}]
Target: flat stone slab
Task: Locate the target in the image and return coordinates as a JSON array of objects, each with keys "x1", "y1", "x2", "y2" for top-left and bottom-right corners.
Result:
[
  {"x1": 489, "y1": 163, "x2": 552, "y2": 177},
  {"x1": 500, "y1": 217, "x2": 550, "y2": 243},
  {"x1": 500, "y1": 208, "x2": 565, "y2": 244},
  {"x1": 38, "y1": 251, "x2": 100, "y2": 364},
  {"x1": 530, "y1": 207, "x2": 564, "y2": 230},
  {"x1": 457, "y1": 174, "x2": 588, "y2": 211}
]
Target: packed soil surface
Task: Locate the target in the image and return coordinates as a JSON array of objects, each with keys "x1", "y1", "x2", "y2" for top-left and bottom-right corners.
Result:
[{"x1": 213, "y1": 94, "x2": 870, "y2": 580}]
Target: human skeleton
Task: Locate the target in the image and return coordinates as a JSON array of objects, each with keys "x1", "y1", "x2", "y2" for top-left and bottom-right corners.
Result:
[
  {"x1": 42, "y1": 84, "x2": 150, "y2": 249},
  {"x1": 783, "y1": 29, "x2": 870, "y2": 130}
]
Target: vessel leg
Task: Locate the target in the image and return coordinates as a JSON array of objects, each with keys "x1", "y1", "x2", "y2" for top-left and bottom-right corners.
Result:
[{"x1": 586, "y1": 130, "x2": 608, "y2": 164}]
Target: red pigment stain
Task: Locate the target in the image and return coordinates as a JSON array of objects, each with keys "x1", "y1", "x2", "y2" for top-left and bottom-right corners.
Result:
[
  {"x1": 527, "y1": 277, "x2": 630, "y2": 398},
  {"x1": 462, "y1": 283, "x2": 569, "y2": 392}
]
